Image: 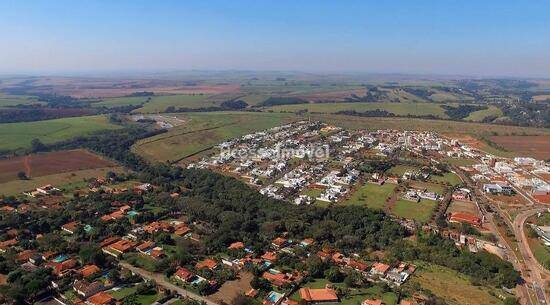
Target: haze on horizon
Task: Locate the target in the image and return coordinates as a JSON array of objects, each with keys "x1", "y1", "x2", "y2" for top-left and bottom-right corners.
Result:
[{"x1": 1, "y1": 0, "x2": 549, "y2": 78}]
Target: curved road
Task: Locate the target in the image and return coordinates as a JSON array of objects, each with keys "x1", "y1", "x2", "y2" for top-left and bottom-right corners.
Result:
[
  {"x1": 119, "y1": 262, "x2": 219, "y2": 305},
  {"x1": 513, "y1": 208, "x2": 550, "y2": 305}
]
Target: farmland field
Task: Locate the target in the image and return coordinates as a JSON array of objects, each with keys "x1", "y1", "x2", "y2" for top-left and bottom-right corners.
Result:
[
  {"x1": 408, "y1": 263, "x2": 506, "y2": 305},
  {"x1": 134, "y1": 94, "x2": 214, "y2": 113},
  {"x1": 488, "y1": 135, "x2": 550, "y2": 160},
  {"x1": 0, "y1": 149, "x2": 115, "y2": 183},
  {"x1": 344, "y1": 182, "x2": 396, "y2": 210},
  {"x1": 391, "y1": 198, "x2": 437, "y2": 223},
  {"x1": 465, "y1": 105, "x2": 503, "y2": 122},
  {"x1": 266, "y1": 102, "x2": 449, "y2": 118},
  {"x1": 0, "y1": 94, "x2": 42, "y2": 107},
  {"x1": 93, "y1": 96, "x2": 150, "y2": 108},
  {"x1": 0, "y1": 115, "x2": 122, "y2": 151},
  {"x1": 132, "y1": 112, "x2": 296, "y2": 162}
]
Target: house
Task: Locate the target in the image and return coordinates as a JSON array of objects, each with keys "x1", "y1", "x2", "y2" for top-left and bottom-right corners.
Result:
[
  {"x1": 73, "y1": 280, "x2": 105, "y2": 298},
  {"x1": 299, "y1": 287, "x2": 339, "y2": 303},
  {"x1": 0, "y1": 238, "x2": 17, "y2": 253},
  {"x1": 102, "y1": 239, "x2": 135, "y2": 257},
  {"x1": 136, "y1": 241, "x2": 156, "y2": 254},
  {"x1": 300, "y1": 238, "x2": 314, "y2": 247},
  {"x1": 48, "y1": 258, "x2": 78, "y2": 277},
  {"x1": 195, "y1": 258, "x2": 218, "y2": 270},
  {"x1": 272, "y1": 237, "x2": 288, "y2": 249},
  {"x1": 78, "y1": 265, "x2": 101, "y2": 278},
  {"x1": 174, "y1": 267, "x2": 196, "y2": 282},
  {"x1": 370, "y1": 262, "x2": 390, "y2": 276},
  {"x1": 448, "y1": 212, "x2": 482, "y2": 227},
  {"x1": 62, "y1": 221, "x2": 79, "y2": 234},
  {"x1": 399, "y1": 301, "x2": 418, "y2": 305},
  {"x1": 261, "y1": 251, "x2": 278, "y2": 262},
  {"x1": 87, "y1": 291, "x2": 115, "y2": 305},
  {"x1": 263, "y1": 270, "x2": 302, "y2": 287}
]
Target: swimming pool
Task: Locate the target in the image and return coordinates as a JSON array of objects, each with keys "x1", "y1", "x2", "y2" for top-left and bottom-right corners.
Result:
[{"x1": 265, "y1": 291, "x2": 283, "y2": 303}]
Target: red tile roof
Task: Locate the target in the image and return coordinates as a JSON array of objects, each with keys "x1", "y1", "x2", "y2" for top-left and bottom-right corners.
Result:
[
  {"x1": 87, "y1": 292, "x2": 114, "y2": 305},
  {"x1": 196, "y1": 258, "x2": 218, "y2": 270},
  {"x1": 299, "y1": 288, "x2": 338, "y2": 302}
]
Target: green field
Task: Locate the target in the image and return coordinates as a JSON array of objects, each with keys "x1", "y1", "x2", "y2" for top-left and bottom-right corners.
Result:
[
  {"x1": 387, "y1": 165, "x2": 419, "y2": 177},
  {"x1": 344, "y1": 182, "x2": 396, "y2": 210},
  {"x1": 93, "y1": 96, "x2": 150, "y2": 108},
  {"x1": 391, "y1": 199, "x2": 438, "y2": 223},
  {"x1": 528, "y1": 238, "x2": 550, "y2": 268},
  {"x1": 132, "y1": 112, "x2": 296, "y2": 162},
  {"x1": 465, "y1": 106, "x2": 503, "y2": 122},
  {"x1": 135, "y1": 94, "x2": 214, "y2": 113},
  {"x1": 266, "y1": 102, "x2": 449, "y2": 118},
  {"x1": 431, "y1": 172, "x2": 462, "y2": 186},
  {"x1": 408, "y1": 263, "x2": 506, "y2": 305},
  {"x1": 0, "y1": 115, "x2": 122, "y2": 151},
  {"x1": 0, "y1": 94, "x2": 41, "y2": 107}
]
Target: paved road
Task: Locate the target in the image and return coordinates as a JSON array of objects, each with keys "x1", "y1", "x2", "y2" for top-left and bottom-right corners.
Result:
[
  {"x1": 119, "y1": 262, "x2": 219, "y2": 305},
  {"x1": 513, "y1": 208, "x2": 550, "y2": 305}
]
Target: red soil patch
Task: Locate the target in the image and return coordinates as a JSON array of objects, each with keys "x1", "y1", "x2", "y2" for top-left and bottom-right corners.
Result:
[
  {"x1": 442, "y1": 134, "x2": 485, "y2": 150},
  {"x1": 0, "y1": 149, "x2": 114, "y2": 183},
  {"x1": 488, "y1": 135, "x2": 550, "y2": 160}
]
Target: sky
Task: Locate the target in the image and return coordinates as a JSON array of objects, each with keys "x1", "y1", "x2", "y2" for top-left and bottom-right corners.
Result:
[{"x1": 1, "y1": 0, "x2": 549, "y2": 77}]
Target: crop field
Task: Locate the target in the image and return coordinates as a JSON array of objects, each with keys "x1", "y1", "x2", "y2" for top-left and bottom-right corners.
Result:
[
  {"x1": 132, "y1": 112, "x2": 296, "y2": 162},
  {"x1": 93, "y1": 96, "x2": 150, "y2": 108},
  {"x1": 488, "y1": 135, "x2": 550, "y2": 160},
  {"x1": 0, "y1": 115, "x2": 122, "y2": 151},
  {"x1": 408, "y1": 263, "x2": 506, "y2": 305},
  {"x1": 344, "y1": 182, "x2": 396, "y2": 209},
  {"x1": 0, "y1": 166, "x2": 125, "y2": 196},
  {"x1": 312, "y1": 114, "x2": 550, "y2": 136},
  {"x1": 134, "y1": 94, "x2": 214, "y2": 113},
  {"x1": 391, "y1": 198, "x2": 437, "y2": 223},
  {"x1": 0, "y1": 94, "x2": 42, "y2": 107},
  {"x1": 0, "y1": 149, "x2": 115, "y2": 183},
  {"x1": 266, "y1": 102, "x2": 449, "y2": 117}
]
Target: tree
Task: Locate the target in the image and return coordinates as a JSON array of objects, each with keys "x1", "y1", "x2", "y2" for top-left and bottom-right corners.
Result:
[
  {"x1": 30, "y1": 139, "x2": 47, "y2": 153},
  {"x1": 324, "y1": 267, "x2": 345, "y2": 283}
]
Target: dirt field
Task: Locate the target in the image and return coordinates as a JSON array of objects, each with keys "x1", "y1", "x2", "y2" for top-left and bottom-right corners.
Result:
[
  {"x1": 488, "y1": 135, "x2": 550, "y2": 160},
  {"x1": 447, "y1": 200, "x2": 480, "y2": 216},
  {"x1": 0, "y1": 149, "x2": 115, "y2": 183},
  {"x1": 209, "y1": 272, "x2": 253, "y2": 303}
]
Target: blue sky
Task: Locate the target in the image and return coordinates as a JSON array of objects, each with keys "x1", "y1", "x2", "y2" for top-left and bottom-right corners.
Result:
[{"x1": 1, "y1": 0, "x2": 549, "y2": 77}]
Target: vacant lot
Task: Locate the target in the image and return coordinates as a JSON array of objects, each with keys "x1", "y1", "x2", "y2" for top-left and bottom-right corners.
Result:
[
  {"x1": 0, "y1": 149, "x2": 114, "y2": 183},
  {"x1": 0, "y1": 166, "x2": 125, "y2": 196},
  {"x1": 133, "y1": 112, "x2": 295, "y2": 162},
  {"x1": 0, "y1": 115, "x2": 121, "y2": 151},
  {"x1": 488, "y1": 135, "x2": 550, "y2": 160},
  {"x1": 209, "y1": 272, "x2": 253, "y2": 304},
  {"x1": 391, "y1": 199, "x2": 437, "y2": 223},
  {"x1": 447, "y1": 200, "x2": 479, "y2": 216},
  {"x1": 408, "y1": 263, "x2": 505, "y2": 305},
  {"x1": 344, "y1": 182, "x2": 396, "y2": 210},
  {"x1": 431, "y1": 172, "x2": 462, "y2": 186}
]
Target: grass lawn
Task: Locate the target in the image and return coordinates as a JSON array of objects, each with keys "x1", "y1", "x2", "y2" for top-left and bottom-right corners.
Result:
[
  {"x1": 132, "y1": 112, "x2": 295, "y2": 162},
  {"x1": 344, "y1": 182, "x2": 396, "y2": 210},
  {"x1": 410, "y1": 181, "x2": 446, "y2": 194},
  {"x1": 143, "y1": 203, "x2": 169, "y2": 215},
  {"x1": 124, "y1": 253, "x2": 157, "y2": 272},
  {"x1": 442, "y1": 157, "x2": 479, "y2": 167},
  {"x1": 387, "y1": 165, "x2": 419, "y2": 177},
  {"x1": 431, "y1": 172, "x2": 462, "y2": 186},
  {"x1": 408, "y1": 263, "x2": 505, "y2": 305},
  {"x1": 109, "y1": 286, "x2": 138, "y2": 300},
  {"x1": 0, "y1": 115, "x2": 121, "y2": 151},
  {"x1": 391, "y1": 199, "x2": 437, "y2": 223},
  {"x1": 136, "y1": 293, "x2": 160, "y2": 305}
]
